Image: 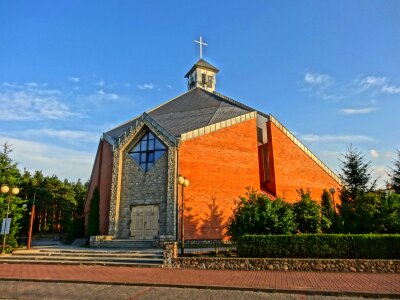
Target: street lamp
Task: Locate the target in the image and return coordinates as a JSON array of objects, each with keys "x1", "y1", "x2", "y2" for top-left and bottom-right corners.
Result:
[
  {"x1": 1, "y1": 185, "x2": 19, "y2": 254},
  {"x1": 329, "y1": 187, "x2": 336, "y2": 214},
  {"x1": 178, "y1": 175, "x2": 189, "y2": 256}
]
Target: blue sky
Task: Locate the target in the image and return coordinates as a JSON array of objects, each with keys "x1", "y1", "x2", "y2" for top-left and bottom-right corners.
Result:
[{"x1": 0, "y1": 1, "x2": 399, "y2": 187}]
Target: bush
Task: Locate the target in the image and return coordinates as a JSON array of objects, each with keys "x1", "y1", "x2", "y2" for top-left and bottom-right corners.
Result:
[
  {"x1": 293, "y1": 189, "x2": 322, "y2": 233},
  {"x1": 237, "y1": 234, "x2": 400, "y2": 259},
  {"x1": 226, "y1": 188, "x2": 297, "y2": 240}
]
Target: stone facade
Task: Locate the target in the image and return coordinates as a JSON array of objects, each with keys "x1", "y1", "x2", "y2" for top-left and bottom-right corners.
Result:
[
  {"x1": 163, "y1": 243, "x2": 400, "y2": 273},
  {"x1": 89, "y1": 235, "x2": 113, "y2": 247},
  {"x1": 108, "y1": 118, "x2": 178, "y2": 241}
]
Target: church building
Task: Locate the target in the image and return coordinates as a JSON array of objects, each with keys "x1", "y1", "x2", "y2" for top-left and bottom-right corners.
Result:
[{"x1": 85, "y1": 39, "x2": 341, "y2": 242}]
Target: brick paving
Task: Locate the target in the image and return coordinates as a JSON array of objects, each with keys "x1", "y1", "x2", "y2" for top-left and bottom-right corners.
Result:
[
  {"x1": 0, "y1": 281, "x2": 390, "y2": 300},
  {"x1": 0, "y1": 264, "x2": 399, "y2": 297}
]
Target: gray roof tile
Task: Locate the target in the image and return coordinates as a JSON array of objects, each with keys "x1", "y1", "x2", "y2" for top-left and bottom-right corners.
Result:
[{"x1": 106, "y1": 87, "x2": 264, "y2": 140}]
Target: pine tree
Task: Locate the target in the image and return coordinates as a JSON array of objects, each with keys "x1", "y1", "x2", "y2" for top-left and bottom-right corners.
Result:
[
  {"x1": 87, "y1": 187, "x2": 100, "y2": 237},
  {"x1": 389, "y1": 149, "x2": 400, "y2": 193},
  {"x1": 0, "y1": 143, "x2": 25, "y2": 251},
  {"x1": 339, "y1": 145, "x2": 374, "y2": 204}
]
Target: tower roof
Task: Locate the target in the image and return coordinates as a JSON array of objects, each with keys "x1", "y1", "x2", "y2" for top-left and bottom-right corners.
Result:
[{"x1": 184, "y1": 59, "x2": 219, "y2": 78}]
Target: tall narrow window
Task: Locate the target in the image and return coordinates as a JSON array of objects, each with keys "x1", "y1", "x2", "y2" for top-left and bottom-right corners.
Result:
[
  {"x1": 257, "y1": 127, "x2": 263, "y2": 144},
  {"x1": 202, "y1": 73, "x2": 207, "y2": 84},
  {"x1": 207, "y1": 75, "x2": 213, "y2": 88},
  {"x1": 129, "y1": 131, "x2": 167, "y2": 172},
  {"x1": 262, "y1": 147, "x2": 270, "y2": 182}
]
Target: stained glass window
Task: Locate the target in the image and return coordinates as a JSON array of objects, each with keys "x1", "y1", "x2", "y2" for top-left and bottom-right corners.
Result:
[{"x1": 129, "y1": 131, "x2": 167, "y2": 172}]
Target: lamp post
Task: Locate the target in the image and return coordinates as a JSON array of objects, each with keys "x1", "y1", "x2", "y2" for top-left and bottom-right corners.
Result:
[
  {"x1": 178, "y1": 175, "x2": 189, "y2": 256},
  {"x1": 329, "y1": 187, "x2": 336, "y2": 214},
  {"x1": 1, "y1": 185, "x2": 20, "y2": 254}
]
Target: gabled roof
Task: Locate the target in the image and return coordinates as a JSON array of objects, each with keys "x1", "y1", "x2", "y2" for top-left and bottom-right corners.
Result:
[
  {"x1": 184, "y1": 59, "x2": 219, "y2": 78},
  {"x1": 106, "y1": 87, "x2": 267, "y2": 140}
]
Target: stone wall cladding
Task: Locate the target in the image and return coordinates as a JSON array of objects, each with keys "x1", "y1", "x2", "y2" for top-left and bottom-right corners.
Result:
[
  {"x1": 108, "y1": 120, "x2": 177, "y2": 240},
  {"x1": 89, "y1": 235, "x2": 113, "y2": 247},
  {"x1": 163, "y1": 244, "x2": 400, "y2": 273},
  {"x1": 119, "y1": 151, "x2": 168, "y2": 238}
]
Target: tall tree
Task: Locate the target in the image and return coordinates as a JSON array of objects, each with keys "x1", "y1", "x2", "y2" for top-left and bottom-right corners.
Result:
[
  {"x1": 389, "y1": 149, "x2": 400, "y2": 193},
  {"x1": 338, "y1": 146, "x2": 376, "y2": 233},
  {"x1": 0, "y1": 144, "x2": 25, "y2": 251},
  {"x1": 339, "y1": 145, "x2": 375, "y2": 203}
]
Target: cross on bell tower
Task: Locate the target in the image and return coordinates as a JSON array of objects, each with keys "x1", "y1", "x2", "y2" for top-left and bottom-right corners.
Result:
[
  {"x1": 185, "y1": 36, "x2": 219, "y2": 92},
  {"x1": 194, "y1": 36, "x2": 208, "y2": 59}
]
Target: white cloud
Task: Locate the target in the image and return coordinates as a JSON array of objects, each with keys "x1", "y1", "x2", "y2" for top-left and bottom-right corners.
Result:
[
  {"x1": 304, "y1": 72, "x2": 332, "y2": 85},
  {"x1": 94, "y1": 89, "x2": 119, "y2": 100},
  {"x1": 23, "y1": 129, "x2": 99, "y2": 143},
  {"x1": 95, "y1": 80, "x2": 105, "y2": 86},
  {"x1": 300, "y1": 134, "x2": 374, "y2": 143},
  {"x1": 68, "y1": 77, "x2": 80, "y2": 83},
  {"x1": 0, "y1": 135, "x2": 94, "y2": 181},
  {"x1": 370, "y1": 149, "x2": 380, "y2": 158},
  {"x1": 0, "y1": 85, "x2": 79, "y2": 121},
  {"x1": 166, "y1": 84, "x2": 172, "y2": 89},
  {"x1": 359, "y1": 76, "x2": 387, "y2": 89},
  {"x1": 2, "y1": 82, "x2": 19, "y2": 88},
  {"x1": 371, "y1": 166, "x2": 389, "y2": 188},
  {"x1": 137, "y1": 83, "x2": 155, "y2": 90},
  {"x1": 339, "y1": 107, "x2": 377, "y2": 115},
  {"x1": 382, "y1": 85, "x2": 400, "y2": 94},
  {"x1": 25, "y1": 82, "x2": 39, "y2": 88}
]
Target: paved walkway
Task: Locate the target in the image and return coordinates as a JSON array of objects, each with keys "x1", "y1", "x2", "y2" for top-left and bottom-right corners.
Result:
[
  {"x1": 0, "y1": 281, "x2": 388, "y2": 300},
  {"x1": 0, "y1": 264, "x2": 399, "y2": 298}
]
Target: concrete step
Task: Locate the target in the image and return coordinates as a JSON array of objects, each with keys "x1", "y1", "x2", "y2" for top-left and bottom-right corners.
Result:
[
  {"x1": 95, "y1": 243, "x2": 155, "y2": 249},
  {"x1": 4, "y1": 246, "x2": 164, "y2": 267},
  {"x1": 0, "y1": 258, "x2": 161, "y2": 267},
  {"x1": 11, "y1": 252, "x2": 162, "y2": 258},
  {"x1": 0, "y1": 249, "x2": 163, "y2": 267},
  {"x1": 0, "y1": 255, "x2": 162, "y2": 264}
]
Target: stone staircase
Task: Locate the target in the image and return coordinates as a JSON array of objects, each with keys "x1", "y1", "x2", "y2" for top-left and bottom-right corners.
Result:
[
  {"x1": 94, "y1": 239, "x2": 154, "y2": 249},
  {"x1": 0, "y1": 240, "x2": 163, "y2": 267}
]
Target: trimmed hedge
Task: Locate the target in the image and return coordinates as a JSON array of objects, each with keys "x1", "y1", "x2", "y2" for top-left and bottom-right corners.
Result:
[{"x1": 237, "y1": 234, "x2": 400, "y2": 259}]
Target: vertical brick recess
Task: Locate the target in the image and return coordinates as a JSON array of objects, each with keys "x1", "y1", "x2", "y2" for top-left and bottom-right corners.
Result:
[
  {"x1": 267, "y1": 121, "x2": 341, "y2": 202},
  {"x1": 85, "y1": 140, "x2": 113, "y2": 235},
  {"x1": 179, "y1": 119, "x2": 260, "y2": 240}
]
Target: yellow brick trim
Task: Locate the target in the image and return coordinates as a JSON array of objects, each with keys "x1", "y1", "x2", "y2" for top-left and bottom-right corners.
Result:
[{"x1": 181, "y1": 111, "x2": 257, "y2": 141}]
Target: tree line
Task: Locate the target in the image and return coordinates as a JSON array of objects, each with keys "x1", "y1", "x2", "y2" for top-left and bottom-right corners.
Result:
[
  {"x1": 0, "y1": 144, "x2": 87, "y2": 250},
  {"x1": 227, "y1": 147, "x2": 400, "y2": 240}
]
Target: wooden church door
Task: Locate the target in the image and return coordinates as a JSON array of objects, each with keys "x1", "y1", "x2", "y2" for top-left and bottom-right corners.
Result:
[{"x1": 130, "y1": 205, "x2": 159, "y2": 240}]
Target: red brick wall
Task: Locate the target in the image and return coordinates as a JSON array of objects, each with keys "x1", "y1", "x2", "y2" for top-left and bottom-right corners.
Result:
[
  {"x1": 85, "y1": 140, "x2": 113, "y2": 235},
  {"x1": 179, "y1": 119, "x2": 260, "y2": 240},
  {"x1": 267, "y1": 121, "x2": 341, "y2": 202}
]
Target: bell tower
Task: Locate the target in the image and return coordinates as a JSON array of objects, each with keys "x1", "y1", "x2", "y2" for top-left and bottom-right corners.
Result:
[{"x1": 185, "y1": 36, "x2": 219, "y2": 92}]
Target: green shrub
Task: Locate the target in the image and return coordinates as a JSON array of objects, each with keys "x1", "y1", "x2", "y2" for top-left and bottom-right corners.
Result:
[
  {"x1": 226, "y1": 188, "x2": 297, "y2": 240},
  {"x1": 237, "y1": 234, "x2": 400, "y2": 259}
]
